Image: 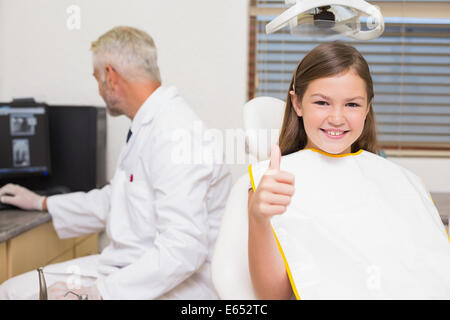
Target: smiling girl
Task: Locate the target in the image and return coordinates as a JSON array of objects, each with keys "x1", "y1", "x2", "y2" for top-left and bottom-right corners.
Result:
[{"x1": 248, "y1": 42, "x2": 450, "y2": 300}]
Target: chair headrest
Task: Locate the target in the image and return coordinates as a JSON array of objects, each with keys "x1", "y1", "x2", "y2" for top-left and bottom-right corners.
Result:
[{"x1": 243, "y1": 96, "x2": 285, "y2": 161}]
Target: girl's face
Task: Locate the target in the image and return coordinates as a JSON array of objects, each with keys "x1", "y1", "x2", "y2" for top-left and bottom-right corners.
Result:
[{"x1": 290, "y1": 69, "x2": 370, "y2": 155}]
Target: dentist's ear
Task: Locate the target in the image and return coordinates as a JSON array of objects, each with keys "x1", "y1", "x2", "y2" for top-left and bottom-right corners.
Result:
[
  {"x1": 290, "y1": 90, "x2": 302, "y2": 117},
  {"x1": 104, "y1": 64, "x2": 119, "y2": 90}
]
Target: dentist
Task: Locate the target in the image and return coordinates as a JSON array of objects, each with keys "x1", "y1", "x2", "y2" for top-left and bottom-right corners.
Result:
[{"x1": 0, "y1": 26, "x2": 232, "y2": 299}]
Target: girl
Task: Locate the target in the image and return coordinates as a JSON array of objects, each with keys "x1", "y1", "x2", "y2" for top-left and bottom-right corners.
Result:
[{"x1": 248, "y1": 42, "x2": 450, "y2": 300}]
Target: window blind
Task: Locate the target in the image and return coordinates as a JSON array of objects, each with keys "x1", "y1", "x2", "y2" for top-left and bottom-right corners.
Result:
[{"x1": 251, "y1": 2, "x2": 450, "y2": 150}]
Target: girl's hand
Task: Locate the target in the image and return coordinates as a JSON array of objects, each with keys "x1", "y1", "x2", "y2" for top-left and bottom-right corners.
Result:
[{"x1": 249, "y1": 144, "x2": 295, "y2": 221}]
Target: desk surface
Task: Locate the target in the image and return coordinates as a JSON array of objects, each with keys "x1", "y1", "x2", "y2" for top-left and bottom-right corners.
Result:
[
  {"x1": 0, "y1": 210, "x2": 51, "y2": 243},
  {"x1": 433, "y1": 192, "x2": 450, "y2": 225},
  {"x1": 1, "y1": 192, "x2": 450, "y2": 244}
]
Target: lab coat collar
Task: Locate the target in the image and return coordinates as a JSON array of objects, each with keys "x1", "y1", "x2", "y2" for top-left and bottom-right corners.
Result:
[
  {"x1": 130, "y1": 85, "x2": 178, "y2": 134},
  {"x1": 119, "y1": 86, "x2": 178, "y2": 165}
]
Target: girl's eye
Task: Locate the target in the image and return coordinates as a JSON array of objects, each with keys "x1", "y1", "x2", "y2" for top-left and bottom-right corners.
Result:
[
  {"x1": 314, "y1": 101, "x2": 329, "y2": 106},
  {"x1": 346, "y1": 102, "x2": 360, "y2": 108}
]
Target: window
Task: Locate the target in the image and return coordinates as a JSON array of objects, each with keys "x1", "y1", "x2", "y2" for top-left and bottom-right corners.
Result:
[{"x1": 249, "y1": 0, "x2": 450, "y2": 155}]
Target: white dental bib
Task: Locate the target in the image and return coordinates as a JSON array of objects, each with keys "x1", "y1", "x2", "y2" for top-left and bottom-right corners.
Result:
[{"x1": 249, "y1": 149, "x2": 450, "y2": 299}]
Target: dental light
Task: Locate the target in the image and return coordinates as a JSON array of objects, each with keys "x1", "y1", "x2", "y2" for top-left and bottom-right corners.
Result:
[{"x1": 266, "y1": 0, "x2": 384, "y2": 40}]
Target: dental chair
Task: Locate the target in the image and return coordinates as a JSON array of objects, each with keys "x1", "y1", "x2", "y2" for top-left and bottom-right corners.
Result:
[{"x1": 211, "y1": 96, "x2": 285, "y2": 299}]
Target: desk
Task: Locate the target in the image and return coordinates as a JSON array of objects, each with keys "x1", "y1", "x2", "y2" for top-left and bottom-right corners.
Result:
[
  {"x1": 432, "y1": 192, "x2": 450, "y2": 225},
  {"x1": 0, "y1": 209, "x2": 98, "y2": 284}
]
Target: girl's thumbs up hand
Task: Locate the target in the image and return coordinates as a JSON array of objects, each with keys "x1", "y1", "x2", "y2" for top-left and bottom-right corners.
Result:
[
  {"x1": 268, "y1": 142, "x2": 281, "y2": 172},
  {"x1": 249, "y1": 144, "x2": 295, "y2": 221}
]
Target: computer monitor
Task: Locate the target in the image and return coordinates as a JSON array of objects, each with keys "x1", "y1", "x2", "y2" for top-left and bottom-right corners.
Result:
[{"x1": 0, "y1": 104, "x2": 51, "y2": 179}]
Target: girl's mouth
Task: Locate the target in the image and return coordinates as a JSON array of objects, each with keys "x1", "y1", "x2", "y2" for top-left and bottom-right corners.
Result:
[{"x1": 321, "y1": 128, "x2": 349, "y2": 139}]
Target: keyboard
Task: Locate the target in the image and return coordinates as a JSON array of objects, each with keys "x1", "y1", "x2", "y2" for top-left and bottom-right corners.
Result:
[
  {"x1": 0, "y1": 202, "x2": 15, "y2": 210},
  {"x1": 34, "y1": 185, "x2": 71, "y2": 197},
  {"x1": 0, "y1": 185, "x2": 71, "y2": 210}
]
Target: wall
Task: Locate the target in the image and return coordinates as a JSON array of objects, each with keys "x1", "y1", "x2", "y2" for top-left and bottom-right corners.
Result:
[{"x1": 0, "y1": 0, "x2": 249, "y2": 182}]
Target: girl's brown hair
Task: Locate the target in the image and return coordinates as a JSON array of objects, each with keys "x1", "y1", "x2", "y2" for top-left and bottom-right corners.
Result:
[{"x1": 278, "y1": 41, "x2": 379, "y2": 156}]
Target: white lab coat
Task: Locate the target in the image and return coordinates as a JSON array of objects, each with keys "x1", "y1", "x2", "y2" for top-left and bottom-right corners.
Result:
[{"x1": 47, "y1": 86, "x2": 232, "y2": 299}]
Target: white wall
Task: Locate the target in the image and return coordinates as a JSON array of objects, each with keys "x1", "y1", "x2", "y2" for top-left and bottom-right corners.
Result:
[{"x1": 0, "y1": 0, "x2": 249, "y2": 182}]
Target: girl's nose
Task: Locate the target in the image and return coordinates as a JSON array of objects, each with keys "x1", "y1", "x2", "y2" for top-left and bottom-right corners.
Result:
[{"x1": 328, "y1": 105, "x2": 345, "y2": 125}]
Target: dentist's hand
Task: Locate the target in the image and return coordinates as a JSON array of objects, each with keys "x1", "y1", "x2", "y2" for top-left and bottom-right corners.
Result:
[
  {"x1": 0, "y1": 184, "x2": 45, "y2": 211},
  {"x1": 248, "y1": 144, "x2": 295, "y2": 221},
  {"x1": 48, "y1": 282, "x2": 103, "y2": 300}
]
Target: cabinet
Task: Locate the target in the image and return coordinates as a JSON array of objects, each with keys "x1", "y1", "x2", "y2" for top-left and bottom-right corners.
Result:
[
  {"x1": 1, "y1": 221, "x2": 98, "y2": 281},
  {"x1": 0, "y1": 242, "x2": 7, "y2": 284}
]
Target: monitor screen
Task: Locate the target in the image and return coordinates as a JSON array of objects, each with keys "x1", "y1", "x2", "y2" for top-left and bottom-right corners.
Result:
[{"x1": 0, "y1": 105, "x2": 51, "y2": 178}]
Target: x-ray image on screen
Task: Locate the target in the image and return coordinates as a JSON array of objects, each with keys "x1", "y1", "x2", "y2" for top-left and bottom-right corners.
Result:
[
  {"x1": 10, "y1": 114, "x2": 37, "y2": 136},
  {"x1": 0, "y1": 105, "x2": 50, "y2": 178},
  {"x1": 12, "y1": 139, "x2": 31, "y2": 167}
]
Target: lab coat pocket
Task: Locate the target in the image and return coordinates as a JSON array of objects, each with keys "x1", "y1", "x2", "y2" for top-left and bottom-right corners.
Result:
[{"x1": 124, "y1": 179, "x2": 156, "y2": 240}]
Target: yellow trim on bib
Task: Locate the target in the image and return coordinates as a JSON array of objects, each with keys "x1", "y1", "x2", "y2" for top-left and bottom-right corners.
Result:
[
  {"x1": 272, "y1": 227, "x2": 301, "y2": 300},
  {"x1": 248, "y1": 163, "x2": 300, "y2": 299},
  {"x1": 303, "y1": 148, "x2": 363, "y2": 158},
  {"x1": 248, "y1": 164, "x2": 256, "y2": 192}
]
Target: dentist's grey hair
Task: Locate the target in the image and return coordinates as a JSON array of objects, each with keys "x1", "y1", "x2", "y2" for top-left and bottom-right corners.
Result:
[{"x1": 90, "y1": 26, "x2": 161, "y2": 83}]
